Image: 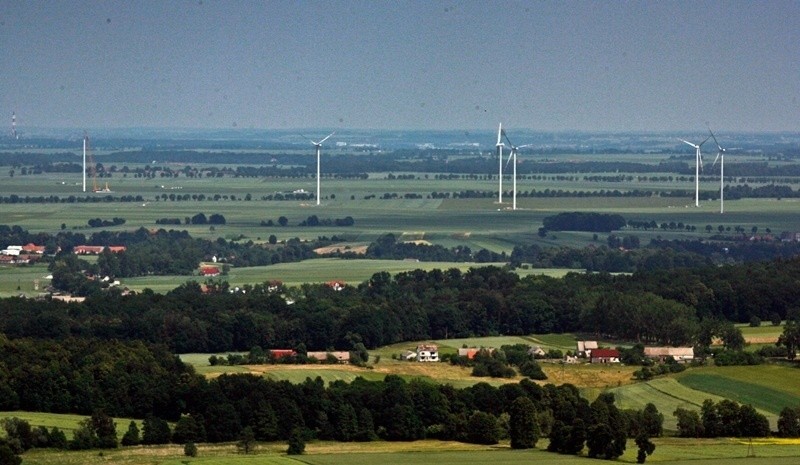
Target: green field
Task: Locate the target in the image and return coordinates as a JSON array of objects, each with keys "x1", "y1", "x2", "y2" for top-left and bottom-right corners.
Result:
[
  {"x1": 678, "y1": 372, "x2": 800, "y2": 415},
  {"x1": 0, "y1": 411, "x2": 141, "y2": 439},
  {"x1": 608, "y1": 364, "x2": 800, "y2": 431},
  {"x1": 3, "y1": 167, "x2": 800, "y2": 254},
  {"x1": 121, "y1": 259, "x2": 511, "y2": 293}
]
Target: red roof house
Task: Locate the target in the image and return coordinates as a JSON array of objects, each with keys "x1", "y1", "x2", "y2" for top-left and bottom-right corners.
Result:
[
  {"x1": 74, "y1": 245, "x2": 105, "y2": 255},
  {"x1": 590, "y1": 349, "x2": 620, "y2": 364},
  {"x1": 200, "y1": 266, "x2": 220, "y2": 277},
  {"x1": 269, "y1": 349, "x2": 297, "y2": 359},
  {"x1": 22, "y1": 243, "x2": 46, "y2": 254}
]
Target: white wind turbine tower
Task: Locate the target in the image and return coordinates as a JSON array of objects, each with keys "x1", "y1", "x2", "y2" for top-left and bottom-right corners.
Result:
[
  {"x1": 496, "y1": 123, "x2": 505, "y2": 204},
  {"x1": 708, "y1": 128, "x2": 728, "y2": 214},
  {"x1": 305, "y1": 132, "x2": 335, "y2": 206},
  {"x1": 502, "y1": 131, "x2": 532, "y2": 211},
  {"x1": 680, "y1": 135, "x2": 710, "y2": 207},
  {"x1": 82, "y1": 133, "x2": 88, "y2": 193}
]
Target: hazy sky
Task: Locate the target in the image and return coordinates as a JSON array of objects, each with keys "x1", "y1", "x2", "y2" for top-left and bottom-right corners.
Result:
[{"x1": 1, "y1": 1, "x2": 798, "y2": 132}]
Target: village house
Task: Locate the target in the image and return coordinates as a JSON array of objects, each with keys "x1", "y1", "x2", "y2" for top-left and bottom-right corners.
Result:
[
  {"x1": 269, "y1": 349, "x2": 296, "y2": 359},
  {"x1": 326, "y1": 280, "x2": 346, "y2": 291},
  {"x1": 73, "y1": 245, "x2": 126, "y2": 255},
  {"x1": 643, "y1": 347, "x2": 695, "y2": 363},
  {"x1": 590, "y1": 348, "x2": 620, "y2": 364},
  {"x1": 21, "y1": 243, "x2": 46, "y2": 254},
  {"x1": 577, "y1": 341, "x2": 599, "y2": 357},
  {"x1": 528, "y1": 346, "x2": 546, "y2": 358},
  {"x1": 457, "y1": 347, "x2": 495, "y2": 359},
  {"x1": 199, "y1": 266, "x2": 220, "y2": 277},
  {"x1": 416, "y1": 344, "x2": 439, "y2": 362}
]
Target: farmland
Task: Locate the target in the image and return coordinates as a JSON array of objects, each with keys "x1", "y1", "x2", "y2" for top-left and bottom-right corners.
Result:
[
  {"x1": 12, "y1": 432, "x2": 800, "y2": 464},
  {"x1": 3, "y1": 135, "x2": 800, "y2": 464}
]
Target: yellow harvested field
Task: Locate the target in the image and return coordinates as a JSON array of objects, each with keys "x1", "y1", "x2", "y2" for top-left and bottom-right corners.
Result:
[
  {"x1": 314, "y1": 245, "x2": 369, "y2": 254},
  {"x1": 214, "y1": 359, "x2": 639, "y2": 390}
]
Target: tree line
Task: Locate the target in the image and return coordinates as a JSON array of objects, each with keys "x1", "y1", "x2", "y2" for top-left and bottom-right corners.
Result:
[{"x1": 3, "y1": 259, "x2": 800, "y2": 355}]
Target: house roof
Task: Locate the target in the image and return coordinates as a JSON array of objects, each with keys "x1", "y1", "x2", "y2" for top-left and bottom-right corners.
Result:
[
  {"x1": 591, "y1": 349, "x2": 620, "y2": 358},
  {"x1": 644, "y1": 347, "x2": 694, "y2": 357},
  {"x1": 22, "y1": 243, "x2": 45, "y2": 253}
]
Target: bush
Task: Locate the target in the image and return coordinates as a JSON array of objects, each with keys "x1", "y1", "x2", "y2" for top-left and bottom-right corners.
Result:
[
  {"x1": 287, "y1": 428, "x2": 305, "y2": 455},
  {"x1": 184, "y1": 442, "x2": 198, "y2": 457},
  {"x1": 750, "y1": 316, "x2": 762, "y2": 327},
  {"x1": 519, "y1": 360, "x2": 547, "y2": 380}
]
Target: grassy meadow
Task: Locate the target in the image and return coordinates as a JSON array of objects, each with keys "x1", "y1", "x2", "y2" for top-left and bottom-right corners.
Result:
[{"x1": 0, "y1": 411, "x2": 141, "y2": 440}]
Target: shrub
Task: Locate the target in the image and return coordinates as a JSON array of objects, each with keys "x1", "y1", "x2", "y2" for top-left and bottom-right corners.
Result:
[{"x1": 184, "y1": 442, "x2": 198, "y2": 457}]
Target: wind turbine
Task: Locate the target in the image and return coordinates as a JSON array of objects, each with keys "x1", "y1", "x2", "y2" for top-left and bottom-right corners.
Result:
[
  {"x1": 680, "y1": 135, "x2": 710, "y2": 207},
  {"x1": 496, "y1": 123, "x2": 505, "y2": 204},
  {"x1": 304, "y1": 132, "x2": 335, "y2": 206},
  {"x1": 502, "y1": 131, "x2": 533, "y2": 211},
  {"x1": 82, "y1": 133, "x2": 88, "y2": 193},
  {"x1": 708, "y1": 128, "x2": 727, "y2": 214}
]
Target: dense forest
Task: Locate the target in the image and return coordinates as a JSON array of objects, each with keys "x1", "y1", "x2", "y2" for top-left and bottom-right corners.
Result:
[{"x1": 2, "y1": 257, "x2": 800, "y2": 353}]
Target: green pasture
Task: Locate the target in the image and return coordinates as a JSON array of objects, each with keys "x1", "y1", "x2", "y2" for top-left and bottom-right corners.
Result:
[
  {"x1": 609, "y1": 364, "x2": 800, "y2": 431},
  {"x1": 739, "y1": 323, "x2": 784, "y2": 342},
  {"x1": 120, "y1": 259, "x2": 513, "y2": 293},
  {"x1": 433, "y1": 333, "x2": 578, "y2": 352},
  {"x1": 0, "y1": 263, "x2": 50, "y2": 297},
  {"x1": 608, "y1": 378, "x2": 728, "y2": 430},
  {"x1": 0, "y1": 411, "x2": 140, "y2": 440},
  {"x1": 677, "y1": 371, "x2": 800, "y2": 415},
  {"x1": 260, "y1": 368, "x2": 387, "y2": 385}
]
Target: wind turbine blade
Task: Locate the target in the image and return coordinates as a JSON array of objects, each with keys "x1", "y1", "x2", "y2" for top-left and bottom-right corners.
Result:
[
  {"x1": 503, "y1": 130, "x2": 514, "y2": 148},
  {"x1": 699, "y1": 152, "x2": 704, "y2": 172},
  {"x1": 505, "y1": 151, "x2": 515, "y2": 168},
  {"x1": 708, "y1": 127, "x2": 722, "y2": 151},
  {"x1": 496, "y1": 123, "x2": 503, "y2": 146},
  {"x1": 699, "y1": 136, "x2": 710, "y2": 147},
  {"x1": 318, "y1": 131, "x2": 336, "y2": 144},
  {"x1": 711, "y1": 152, "x2": 720, "y2": 169},
  {"x1": 680, "y1": 139, "x2": 698, "y2": 148},
  {"x1": 517, "y1": 144, "x2": 534, "y2": 149}
]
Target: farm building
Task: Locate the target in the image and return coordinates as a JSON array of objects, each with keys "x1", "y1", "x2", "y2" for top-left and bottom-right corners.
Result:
[
  {"x1": 577, "y1": 341, "x2": 598, "y2": 357},
  {"x1": 326, "y1": 280, "x2": 346, "y2": 291},
  {"x1": 269, "y1": 349, "x2": 296, "y2": 359},
  {"x1": 528, "y1": 346, "x2": 546, "y2": 357},
  {"x1": 644, "y1": 347, "x2": 694, "y2": 363},
  {"x1": 590, "y1": 348, "x2": 620, "y2": 364},
  {"x1": 21, "y1": 243, "x2": 46, "y2": 254},
  {"x1": 1, "y1": 246, "x2": 22, "y2": 256},
  {"x1": 416, "y1": 344, "x2": 439, "y2": 362},
  {"x1": 457, "y1": 347, "x2": 495, "y2": 359},
  {"x1": 74, "y1": 245, "x2": 126, "y2": 255},
  {"x1": 199, "y1": 266, "x2": 221, "y2": 277}
]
